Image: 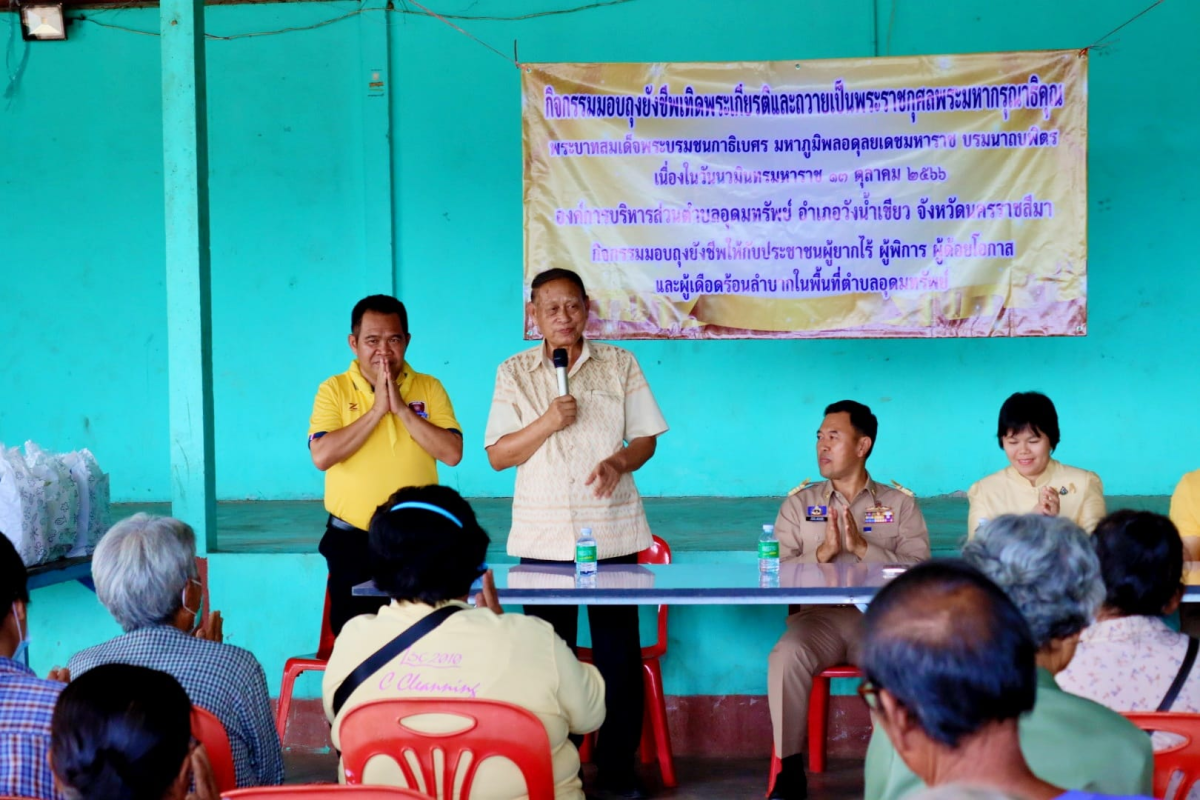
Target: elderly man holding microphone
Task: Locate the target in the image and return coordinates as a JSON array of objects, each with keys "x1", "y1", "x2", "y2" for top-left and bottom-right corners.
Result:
[{"x1": 485, "y1": 268, "x2": 668, "y2": 798}]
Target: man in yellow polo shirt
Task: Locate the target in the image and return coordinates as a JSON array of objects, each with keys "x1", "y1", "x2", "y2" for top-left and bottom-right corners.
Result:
[
  {"x1": 309, "y1": 295, "x2": 463, "y2": 633},
  {"x1": 1171, "y1": 469, "x2": 1200, "y2": 560}
]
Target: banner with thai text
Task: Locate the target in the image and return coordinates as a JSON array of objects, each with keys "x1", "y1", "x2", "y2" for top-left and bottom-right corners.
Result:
[{"x1": 522, "y1": 50, "x2": 1087, "y2": 338}]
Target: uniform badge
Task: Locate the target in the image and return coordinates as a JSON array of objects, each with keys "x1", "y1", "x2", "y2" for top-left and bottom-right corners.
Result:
[
  {"x1": 805, "y1": 505, "x2": 828, "y2": 522},
  {"x1": 1060, "y1": 486, "x2": 1069, "y2": 496},
  {"x1": 865, "y1": 506, "x2": 895, "y2": 524},
  {"x1": 349, "y1": 402, "x2": 358, "y2": 412},
  {"x1": 408, "y1": 401, "x2": 429, "y2": 419}
]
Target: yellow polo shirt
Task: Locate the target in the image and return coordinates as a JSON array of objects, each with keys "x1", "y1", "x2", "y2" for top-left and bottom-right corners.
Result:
[
  {"x1": 309, "y1": 360, "x2": 460, "y2": 530},
  {"x1": 967, "y1": 458, "x2": 1105, "y2": 538},
  {"x1": 1171, "y1": 469, "x2": 1200, "y2": 540}
]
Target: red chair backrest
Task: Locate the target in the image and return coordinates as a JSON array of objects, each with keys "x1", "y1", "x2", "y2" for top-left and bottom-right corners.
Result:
[
  {"x1": 1123, "y1": 711, "x2": 1200, "y2": 798},
  {"x1": 317, "y1": 584, "x2": 336, "y2": 660},
  {"x1": 338, "y1": 698, "x2": 555, "y2": 800},
  {"x1": 638, "y1": 535, "x2": 672, "y2": 659},
  {"x1": 223, "y1": 786, "x2": 430, "y2": 799},
  {"x1": 192, "y1": 705, "x2": 237, "y2": 793}
]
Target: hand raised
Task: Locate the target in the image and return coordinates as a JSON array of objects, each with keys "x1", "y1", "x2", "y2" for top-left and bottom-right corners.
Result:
[
  {"x1": 372, "y1": 360, "x2": 394, "y2": 418},
  {"x1": 585, "y1": 456, "x2": 622, "y2": 499},
  {"x1": 473, "y1": 569, "x2": 502, "y2": 615},
  {"x1": 841, "y1": 505, "x2": 868, "y2": 560},
  {"x1": 816, "y1": 507, "x2": 842, "y2": 563},
  {"x1": 1036, "y1": 486, "x2": 1061, "y2": 517},
  {"x1": 194, "y1": 610, "x2": 223, "y2": 643},
  {"x1": 543, "y1": 395, "x2": 578, "y2": 432},
  {"x1": 186, "y1": 746, "x2": 221, "y2": 800}
]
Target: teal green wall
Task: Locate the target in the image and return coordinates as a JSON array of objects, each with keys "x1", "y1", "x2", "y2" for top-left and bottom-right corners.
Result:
[{"x1": 3, "y1": 0, "x2": 1198, "y2": 505}]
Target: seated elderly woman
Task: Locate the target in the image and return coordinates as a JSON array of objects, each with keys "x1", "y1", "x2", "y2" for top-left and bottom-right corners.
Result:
[
  {"x1": 51, "y1": 663, "x2": 219, "y2": 800},
  {"x1": 322, "y1": 484, "x2": 605, "y2": 800},
  {"x1": 864, "y1": 515, "x2": 1153, "y2": 800},
  {"x1": 66, "y1": 514, "x2": 283, "y2": 788},
  {"x1": 967, "y1": 393, "x2": 1106, "y2": 538},
  {"x1": 1058, "y1": 510, "x2": 1200, "y2": 714}
]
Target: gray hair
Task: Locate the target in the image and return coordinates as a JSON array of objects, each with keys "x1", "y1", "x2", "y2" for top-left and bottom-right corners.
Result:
[
  {"x1": 962, "y1": 514, "x2": 1103, "y2": 647},
  {"x1": 92, "y1": 514, "x2": 198, "y2": 632}
]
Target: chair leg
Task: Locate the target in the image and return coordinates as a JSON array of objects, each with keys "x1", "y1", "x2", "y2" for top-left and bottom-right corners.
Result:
[
  {"x1": 276, "y1": 665, "x2": 302, "y2": 741},
  {"x1": 579, "y1": 731, "x2": 595, "y2": 764},
  {"x1": 643, "y1": 659, "x2": 677, "y2": 788},
  {"x1": 807, "y1": 674, "x2": 831, "y2": 774},
  {"x1": 766, "y1": 744, "x2": 781, "y2": 797}
]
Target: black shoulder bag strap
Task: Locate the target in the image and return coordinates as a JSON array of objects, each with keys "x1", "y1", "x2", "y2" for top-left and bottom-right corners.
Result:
[
  {"x1": 332, "y1": 605, "x2": 463, "y2": 717},
  {"x1": 1157, "y1": 636, "x2": 1199, "y2": 712}
]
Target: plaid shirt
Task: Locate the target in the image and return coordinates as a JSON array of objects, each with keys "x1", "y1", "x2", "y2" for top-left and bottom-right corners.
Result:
[
  {"x1": 67, "y1": 626, "x2": 283, "y2": 788},
  {"x1": 0, "y1": 657, "x2": 64, "y2": 800}
]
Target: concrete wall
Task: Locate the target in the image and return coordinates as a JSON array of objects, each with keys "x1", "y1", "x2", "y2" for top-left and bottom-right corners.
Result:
[{"x1": 2, "y1": 0, "x2": 1197, "y2": 504}]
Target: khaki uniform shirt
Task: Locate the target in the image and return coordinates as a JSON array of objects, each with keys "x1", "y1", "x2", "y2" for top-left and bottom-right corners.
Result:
[
  {"x1": 774, "y1": 476, "x2": 930, "y2": 565},
  {"x1": 484, "y1": 342, "x2": 668, "y2": 560},
  {"x1": 1170, "y1": 469, "x2": 1200, "y2": 541},
  {"x1": 967, "y1": 459, "x2": 1106, "y2": 538}
]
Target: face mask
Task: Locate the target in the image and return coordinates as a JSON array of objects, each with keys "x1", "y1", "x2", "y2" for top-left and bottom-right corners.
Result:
[
  {"x1": 180, "y1": 580, "x2": 203, "y2": 633},
  {"x1": 11, "y1": 604, "x2": 29, "y2": 666}
]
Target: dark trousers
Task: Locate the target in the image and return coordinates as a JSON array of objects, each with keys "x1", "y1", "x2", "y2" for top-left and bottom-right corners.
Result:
[
  {"x1": 521, "y1": 553, "x2": 643, "y2": 775},
  {"x1": 319, "y1": 519, "x2": 390, "y2": 636}
]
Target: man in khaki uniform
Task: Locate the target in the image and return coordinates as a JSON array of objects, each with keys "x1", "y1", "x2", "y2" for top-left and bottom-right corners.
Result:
[{"x1": 768, "y1": 400, "x2": 929, "y2": 800}]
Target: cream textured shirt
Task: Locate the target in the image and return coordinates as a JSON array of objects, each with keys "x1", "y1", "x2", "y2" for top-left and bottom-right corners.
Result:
[
  {"x1": 323, "y1": 601, "x2": 605, "y2": 800},
  {"x1": 485, "y1": 342, "x2": 668, "y2": 560},
  {"x1": 967, "y1": 459, "x2": 1106, "y2": 538}
]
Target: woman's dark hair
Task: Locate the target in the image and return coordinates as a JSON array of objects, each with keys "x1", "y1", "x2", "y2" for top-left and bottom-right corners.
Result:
[
  {"x1": 51, "y1": 664, "x2": 192, "y2": 800},
  {"x1": 996, "y1": 392, "x2": 1060, "y2": 450},
  {"x1": 368, "y1": 485, "x2": 490, "y2": 604},
  {"x1": 1094, "y1": 510, "x2": 1184, "y2": 617},
  {"x1": 530, "y1": 268, "x2": 588, "y2": 303},
  {"x1": 0, "y1": 532, "x2": 30, "y2": 609},
  {"x1": 351, "y1": 294, "x2": 408, "y2": 336}
]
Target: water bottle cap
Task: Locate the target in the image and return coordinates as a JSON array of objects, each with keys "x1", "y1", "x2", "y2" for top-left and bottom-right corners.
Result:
[
  {"x1": 580, "y1": 527, "x2": 592, "y2": 535},
  {"x1": 762, "y1": 524, "x2": 775, "y2": 533}
]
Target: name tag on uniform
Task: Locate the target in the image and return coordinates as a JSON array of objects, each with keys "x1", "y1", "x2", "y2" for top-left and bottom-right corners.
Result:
[
  {"x1": 865, "y1": 506, "x2": 894, "y2": 524},
  {"x1": 806, "y1": 505, "x2": 829, "y2": 522}
]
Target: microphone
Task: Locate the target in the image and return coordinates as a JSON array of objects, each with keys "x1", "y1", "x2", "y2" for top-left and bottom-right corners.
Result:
[{"x1": 552, "y1": 348, "x2": 570, "y2": 396}]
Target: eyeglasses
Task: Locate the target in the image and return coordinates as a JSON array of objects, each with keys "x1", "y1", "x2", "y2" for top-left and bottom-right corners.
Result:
[{"x1": 857, "y1": 679, "x2": 881, "y2": 710}]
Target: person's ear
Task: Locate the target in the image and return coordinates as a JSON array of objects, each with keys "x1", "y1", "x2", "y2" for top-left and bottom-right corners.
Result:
[
  {"x1": 1165, "y1": 585, "x2": 1184, "y2": 617},
  {"x1": 347, "y1": 333, "x2": 358, "y2": 353},
  {"x1": 13, "y1": 599, "x2": 27, "y2": 628},
  {"x1": 168, "y1": 748, "x2": 194, "y2": 800},
  {"x1": 857, "y1": 436, "x2": 873, "y2": 459}
]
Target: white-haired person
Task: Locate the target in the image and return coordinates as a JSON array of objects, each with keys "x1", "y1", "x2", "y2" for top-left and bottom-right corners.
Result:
[
  {"x1": 864, "y1": 515, "x2": 1152, "y2": 799},
  {"x1": 67, "y1": 514, "x2": 283, "y2": 787}
]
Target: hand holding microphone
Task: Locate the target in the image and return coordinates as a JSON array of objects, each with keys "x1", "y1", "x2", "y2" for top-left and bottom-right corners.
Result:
[{"x1": 544, "y1": 347, "x2": 577, "y2": 432}]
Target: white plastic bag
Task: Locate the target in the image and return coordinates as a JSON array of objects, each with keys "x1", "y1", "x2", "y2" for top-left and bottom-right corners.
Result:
[
  {"x1": 0, "y1": 445, "x2": 51, "y2": 565},
  {"x1": 24, "y1": 442, "x2": 77, "y2": 564},
  {"x1": 59, "y1": 449, "x2": 109, "y2": 556}
]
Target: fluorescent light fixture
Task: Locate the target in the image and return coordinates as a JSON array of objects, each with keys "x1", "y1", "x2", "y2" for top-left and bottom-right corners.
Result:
[{"x1": 20, "y1": 3, "x2": 67, "y2": 41}]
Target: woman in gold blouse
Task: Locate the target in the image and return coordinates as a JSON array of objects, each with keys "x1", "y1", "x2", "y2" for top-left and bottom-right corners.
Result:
[{"x1": 967, "y1": 392, "x2": 1106, "y2": 538}]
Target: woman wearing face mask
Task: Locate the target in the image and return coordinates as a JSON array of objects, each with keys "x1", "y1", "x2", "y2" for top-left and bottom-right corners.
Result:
[
  {"x1": 65, "y1": 514, "x2": 283, "y2": 788},
  {"x1": 967, "y1": 392, "x2": 1106, "y2": 538}
]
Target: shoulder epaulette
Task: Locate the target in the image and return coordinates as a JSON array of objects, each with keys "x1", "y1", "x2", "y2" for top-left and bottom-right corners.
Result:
[
  {"x1": 788, "y1": 478, "x2": 811, "y2": 497},
  {"x1": 890, "y1": 480, "x2": 915, "y2": 497}
]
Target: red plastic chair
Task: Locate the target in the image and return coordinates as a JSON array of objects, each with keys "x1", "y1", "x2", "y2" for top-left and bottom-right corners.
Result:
[
  {"x1": 1123, "y1": 712, "x2": 1200, "y2": 799},
  {"x1": 766, "y1": 664, "x2": 863, "y2": 794},
  {"x1": 277, "y1": 584, "x2": 335, "y2": 741},
  {"x1": 193, "y1": 705, "x2": 237, "y2": 793},
  {"x1": 338, "y1": 698, "x2": 555, "y2": 800},
  {"x1": 223, "y1": 788, "x2": 429, "y2": 799},
  {"x1": 577, "y1": 535, "x2": 676, "y2": 788}
]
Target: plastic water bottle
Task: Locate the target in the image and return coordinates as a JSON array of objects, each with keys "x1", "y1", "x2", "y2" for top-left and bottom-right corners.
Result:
[
  {"x1": 575, "y1": 527, "x2": 598, "y2": 577},
  {"x1": 759, "y1": 524, "x2": 780, "y2": 573}
]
